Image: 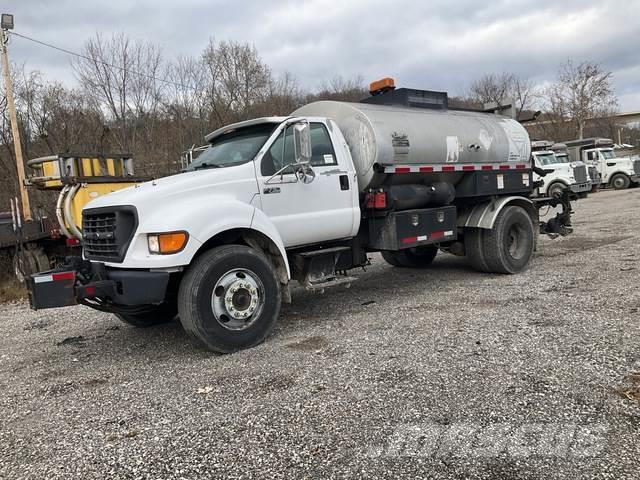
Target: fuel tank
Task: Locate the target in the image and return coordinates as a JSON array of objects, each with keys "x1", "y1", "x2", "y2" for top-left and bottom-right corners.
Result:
[{"x1": 292, "y1": 101, "x2": 531, "y2": 191}]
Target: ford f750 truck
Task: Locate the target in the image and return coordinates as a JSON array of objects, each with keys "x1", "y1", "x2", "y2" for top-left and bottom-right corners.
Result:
[{"x1": 27, "y1": 79, "x2": 575, "y2": 352}]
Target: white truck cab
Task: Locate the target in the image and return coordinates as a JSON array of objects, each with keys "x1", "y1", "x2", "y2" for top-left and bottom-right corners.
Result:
[
  {"x1": 531, "y1": 141, "x2": 591, "y2": 197},
  {"x1": 565, "y1": 138, "x2": 640, "y2": 190}
]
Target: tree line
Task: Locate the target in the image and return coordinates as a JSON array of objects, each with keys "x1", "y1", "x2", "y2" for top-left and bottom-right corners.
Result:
[{"x1": 0, "y1": 32, "x2": 633, "y2": 214}]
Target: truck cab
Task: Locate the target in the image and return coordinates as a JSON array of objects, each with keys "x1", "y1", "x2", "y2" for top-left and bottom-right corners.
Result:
[
  {"x1": 565, "y1": 138, "x2": 640, "y2": 190},
  {"x1": 531, "y1": 140, "x2": 591, "y2": 197}
]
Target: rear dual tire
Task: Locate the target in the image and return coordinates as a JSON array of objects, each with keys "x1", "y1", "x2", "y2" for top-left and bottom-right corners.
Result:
[
  {"x1": 464, "y1": 206, "x2": 535, "y2": 274},
  {"x1": 381, "y1": 246, "x2": 438, "y2": 268}
]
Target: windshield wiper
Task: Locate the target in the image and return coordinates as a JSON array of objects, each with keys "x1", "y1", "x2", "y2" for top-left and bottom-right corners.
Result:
[{"x1": 192, "y1": 162, "x2": 222, "y2": 171}]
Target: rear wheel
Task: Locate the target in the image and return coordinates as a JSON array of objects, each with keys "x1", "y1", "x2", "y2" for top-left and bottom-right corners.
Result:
[
  {"x1": 482, "y1": 206, "x2": 535, "y2": 274},
  {"x1": 178, "y1": 245, "x2": 281, "y2": 353},
  {"x1": 610, "y1": 173, "x2": 630, "y2": 190},
  {"x1": 13, "y1": 244, "x2": 50, "y2": 283},
  {"x1": 116, "y1": 303, "x2": 177, "y2": 328},
  {"x1": 381, "y1": 246, "x2": 438, "y2": 268},
  {"x1": 464, "y1": 228, "x2": 490, "y2": 273}
]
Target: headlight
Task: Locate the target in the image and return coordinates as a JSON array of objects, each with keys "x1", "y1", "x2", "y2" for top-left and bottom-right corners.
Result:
[{"x1": 147, "y1": 231, "x2": 189, "y2": 255}]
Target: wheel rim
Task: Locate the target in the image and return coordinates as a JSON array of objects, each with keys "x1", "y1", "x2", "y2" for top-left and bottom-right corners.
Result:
[
  {"x1": 549, "y1": 185, "x2": 563, "y2": 197},
  {"x1": 506, "y1": 223, "x2": 528, "y2": 260},
  {"x1": 613, "y1": 177, "x2": 624, "y2": 189},
  {"x1": 211, "y1": 268, "x2": 264, "y2": 331}
]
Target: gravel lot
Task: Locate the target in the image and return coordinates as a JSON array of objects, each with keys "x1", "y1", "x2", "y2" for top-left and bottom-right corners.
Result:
[{"x1": 1, "y1": 188, "x2": 639, "y2": 479}]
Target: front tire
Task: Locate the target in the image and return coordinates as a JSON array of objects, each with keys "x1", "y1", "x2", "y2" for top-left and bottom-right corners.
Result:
[
  {"x1": 546, "y1": 182, "x2": 566, "y2": 198},
  {"x1": 610, "y1": 173, "x2": 630, "y2": 190},
  {"x1": 381, "y1": 246, "x2": 438, "y2": 268},
  {"x1": 178, "y1": 245, "x2": 281, "y2": 353}
]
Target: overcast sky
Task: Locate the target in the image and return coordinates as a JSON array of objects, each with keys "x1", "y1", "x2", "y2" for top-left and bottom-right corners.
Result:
[{"x1": 6, "y1": 0, "x2": 640, "y2": 110}]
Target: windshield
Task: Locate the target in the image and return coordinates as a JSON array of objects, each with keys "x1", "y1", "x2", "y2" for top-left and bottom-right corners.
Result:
[
  {"x1": 185, "y1": 123, "x2": 277, "y2": 172},
  {"x1": 600, "y1": 149, "x2": 615, "y2": 160},
  {"x1": 535, "y1": 153, "x2": 560, "y2": 166},
  {"x1": 554, "y1": 153, "x2": 569, "y2": 163}
]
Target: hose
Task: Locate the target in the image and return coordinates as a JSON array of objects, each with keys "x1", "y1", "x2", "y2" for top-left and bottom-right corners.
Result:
[
  {"x1": 55, "y1": 185, "x2": 73, "y2": 239},
  {"x1": 63, "y1": 184, "x2": 83, "y2": 240}
]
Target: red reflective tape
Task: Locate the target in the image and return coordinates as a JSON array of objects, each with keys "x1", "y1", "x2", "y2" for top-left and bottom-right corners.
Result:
[
  {"x1": 462, "y1": 165, "x2": 476, "y2": 171},
  {"x1": 430, "y1": 231, "x2": 445, "y2": 240},
  {"x1": 419, "y1": 166, "x2": 434, "y2": 172},
  {"x1": 402, "y1": 236, "x2": 418, "y2": 244},
  {"x1": 516, "y1": 164, "x2": 527, "y2": 169},
  {"x1": 481, "y1": 165, "x2": 494, "y2": 171},
  {"x1": 499, "y1": 165, "x2": 510, "y2": 170},
  {"x1": 85, "y1": 286, "x2": 96, "y2": 296},
  {"x1": 395, "y1": 167, "x2": 411, "y2": 173},
  {"x1": 442, "y1": 166, "x2": 456, "y2": 172},
  {"x1": 52, "y1": 272, "x2": 75, "y2": 281}
]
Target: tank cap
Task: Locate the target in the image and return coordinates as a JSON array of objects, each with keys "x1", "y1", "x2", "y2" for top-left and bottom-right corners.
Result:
[{"x1": 369, "y1": 77, "x2": 396, "y2": 96}]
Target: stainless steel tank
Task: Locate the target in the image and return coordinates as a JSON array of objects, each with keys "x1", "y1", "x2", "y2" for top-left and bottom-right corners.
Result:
[{"x1": 293, "y1": 101, "x2": 531, "y2": 191}]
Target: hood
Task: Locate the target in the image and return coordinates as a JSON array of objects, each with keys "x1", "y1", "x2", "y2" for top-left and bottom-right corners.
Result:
[{"x1": 84, "y1": 162, "x2": 259, "y2": 213}]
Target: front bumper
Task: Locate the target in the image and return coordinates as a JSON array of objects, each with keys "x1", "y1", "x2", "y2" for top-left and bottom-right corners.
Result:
[
  {"x1": 631, "y1": 174, "x2": 640, "y2": 184},
  {"x1": 28, "y1": 259, "x2": 170, "y2": 311},
  {"x1": 570, "y1": 182, "x2": 592, "y2": 194}
]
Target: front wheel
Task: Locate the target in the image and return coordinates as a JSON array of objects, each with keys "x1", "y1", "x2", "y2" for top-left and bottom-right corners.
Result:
[
  {"x1": 610, "y1": 173, "x2": 630, "y2": 190},
  {"x1": 546, "y1": 182, "x2": 566, "y2": 198},
  {"x1": 381, "y1": 245, "x2": 438, "y2": 268},
  {"x1": 178, "y1": 245, "x2": 281, "y2": 353}
]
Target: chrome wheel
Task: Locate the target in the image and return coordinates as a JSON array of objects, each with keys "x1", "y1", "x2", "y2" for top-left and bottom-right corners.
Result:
[{"x1": 211, "y1": 268, "x2": 264, "y2": 331}]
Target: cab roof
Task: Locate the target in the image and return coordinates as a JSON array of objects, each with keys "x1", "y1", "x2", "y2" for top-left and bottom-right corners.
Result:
[{"x1": 204, "y1": 117, "x2": 289, "y2": 143}]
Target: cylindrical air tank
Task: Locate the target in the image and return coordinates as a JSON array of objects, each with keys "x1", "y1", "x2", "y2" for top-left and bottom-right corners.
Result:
[{"x1": 292, "y1": 101, "x2": 531, "y2": 191}]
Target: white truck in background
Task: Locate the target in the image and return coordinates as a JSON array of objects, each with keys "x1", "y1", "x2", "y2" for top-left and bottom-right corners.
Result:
[
  {"x1": 530, "y1": 140, "x2": 591, "y2": 198},
  {"x1": 27, "y1": 79, "x2": 576, "y2": 353},
  {"x1": 565, "y1": 138, "x2": 640, "y2": 190},
  {"x1": 551, "y1": 142, "x2": 601, "y2": 189}
]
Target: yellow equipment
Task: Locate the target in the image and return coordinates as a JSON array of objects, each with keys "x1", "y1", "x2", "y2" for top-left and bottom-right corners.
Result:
[{"x1": 27, "y1": 154, "x2": 149, "y2": 240}]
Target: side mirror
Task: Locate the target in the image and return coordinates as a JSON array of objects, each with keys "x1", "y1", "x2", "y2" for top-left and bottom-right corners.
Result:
[{"x1": 293, "y1": 122, "x2": 312, "y2": 164}]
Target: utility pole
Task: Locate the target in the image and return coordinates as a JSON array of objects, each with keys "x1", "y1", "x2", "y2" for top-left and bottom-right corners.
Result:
[{"x1": 1, "y1": 13, "x2": 32, "y2": 221}]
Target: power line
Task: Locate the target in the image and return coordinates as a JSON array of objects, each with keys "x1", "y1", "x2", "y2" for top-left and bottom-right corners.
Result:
[{"x1": 10, "y1": 30, "x2": 196, "y2": 91}]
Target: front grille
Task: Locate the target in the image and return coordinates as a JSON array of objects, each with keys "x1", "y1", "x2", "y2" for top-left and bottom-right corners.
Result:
[
  {"x1": 83, "y1": 207, "x2": 137, "y2": 263},
  {"x1": 573, "y1": 165, "x2": 588, "y2": 184},
  {"x1": 634, "y1": 159, "x2": 640, "y2": 175}
]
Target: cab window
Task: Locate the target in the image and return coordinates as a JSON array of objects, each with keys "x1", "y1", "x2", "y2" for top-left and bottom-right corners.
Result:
[
  {"x1": 586, "y1": 151, "x2": 597, "y2": 161},
  {"x1": 261, "y1": 123, "x2": 337, "y2": 176}
]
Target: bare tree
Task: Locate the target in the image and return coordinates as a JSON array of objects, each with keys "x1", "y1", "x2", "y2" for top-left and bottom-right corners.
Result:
[
  {"x1": 72, "y1": 33, "x2": 165, "y2": 151},
  {"x1": 469, "y1": 73, "x2": 538, "y2": 118},
  {"x1": 548, "y1": 60, "x2": 617, "y2": 139}
]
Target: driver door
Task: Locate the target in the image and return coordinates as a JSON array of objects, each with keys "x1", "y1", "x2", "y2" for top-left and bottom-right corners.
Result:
[{"x1": 255, "y1": 122, "x2": 356, "y2": 248}]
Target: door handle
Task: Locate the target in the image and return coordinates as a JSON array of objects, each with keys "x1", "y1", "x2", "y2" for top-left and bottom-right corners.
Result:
[
  {"x1": 339, "y1": 175, "x2": 349, "y2": 191},
  {"x1": 263, "y1": 187, "x2": 281, "y2": 194}
]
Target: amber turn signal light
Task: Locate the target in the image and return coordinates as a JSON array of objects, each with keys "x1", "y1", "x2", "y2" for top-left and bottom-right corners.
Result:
[{"x1": 148, "y1": 231, "x2": 189, "y2": 255}]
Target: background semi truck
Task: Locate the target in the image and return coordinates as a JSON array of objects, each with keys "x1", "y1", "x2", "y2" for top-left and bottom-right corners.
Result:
[
  {"x1": 530, "y1": 140, "x2": 591, "y2": 197},
  {"x1": 565, "y1": 138, "x2": 640, "y2": 190},
  {"x1": 27, "y1": 79, "x2": 575, "y2": 353}
]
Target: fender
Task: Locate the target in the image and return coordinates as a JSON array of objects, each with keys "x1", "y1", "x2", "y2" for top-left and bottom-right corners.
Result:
[{"x1": 458, "y1": 196, "x2": 537, "y2": 230}]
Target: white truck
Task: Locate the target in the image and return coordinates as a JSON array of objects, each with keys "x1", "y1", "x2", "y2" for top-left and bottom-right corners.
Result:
[
  {"x1": 564, "y1": 138, "x2": 640, "y2": 190},
  {"x1": 530, "y1": 140, "x2": 591, "y2": 198},
  {"x1": 27, "y1": 80, "x2": 575, "y2": 353}
]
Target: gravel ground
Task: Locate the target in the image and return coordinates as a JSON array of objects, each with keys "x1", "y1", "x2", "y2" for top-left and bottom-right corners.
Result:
[{"x1": 1, "y1": 188, "x2": 639, "y2": 479}]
